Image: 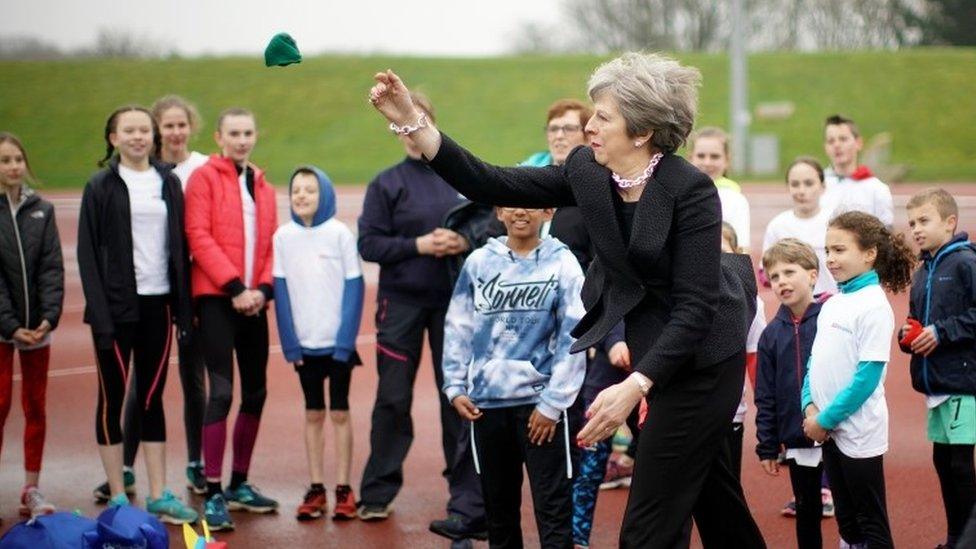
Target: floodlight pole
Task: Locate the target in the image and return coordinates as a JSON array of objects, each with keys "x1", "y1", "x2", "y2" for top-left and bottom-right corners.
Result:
[{"x1": 729, "y1": 0, "x2": 749, "y2": 174}]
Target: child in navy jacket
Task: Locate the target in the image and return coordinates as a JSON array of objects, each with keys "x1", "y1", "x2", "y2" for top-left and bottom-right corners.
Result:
[
  {"x1": 274, "y1": 166, "x2": 365, "y2": 521},
  {"x1": 755, "y1": 238, "x2": 824, "y2": 549},
  {"x1": 903, "y1": 188, "x2": 976, "y2": 548}
]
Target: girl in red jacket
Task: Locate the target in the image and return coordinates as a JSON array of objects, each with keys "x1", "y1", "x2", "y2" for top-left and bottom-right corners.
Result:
[{"x1": 184, "y1": 108, "x2": 278, "y2": 530}]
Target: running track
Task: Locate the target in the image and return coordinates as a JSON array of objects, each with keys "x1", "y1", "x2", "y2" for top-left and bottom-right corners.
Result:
[{"x1": 1, "y1": 183, "x2": 974, "y2": 548}]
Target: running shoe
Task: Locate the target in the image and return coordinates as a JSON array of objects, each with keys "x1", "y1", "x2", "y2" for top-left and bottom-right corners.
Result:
[
  {"x1": 204, "y1": 494, "x2": 235, "y2": 531},
  {"x1": 296, "y1": 488, "x2": 327, "y2": 521},
  {"x1": 225, "y1": 483, "x2": 278, "y2": 513},
  {"x1": 599, "y1": 458, "x2": 633, "y2": 490},
  {"x1": 186, "y1": 464, "x2": 207, "y2": 495},
  {"x1": 821, "y1": 487, "x2": 835, "y2": 518},
  {"x1": 780, "y1": 498, "x2": 797, "y2": 517},
  {"x1": 356, "y1": 503, "x2": 392, "y2": 521},
  {"x1": 332, "y1": 485, "x2": 357, "y2": 520},
  {"x1": 147, "y1": 489, "x2": 198, "y2": 525},
  {"x1": 108, "y1": 493, "x2": 130, "y2": 507},
  {"x1": 428, "y1": 513, "x2": 488, "y2": 541},
  {"x1": 93, "y1": 470, "x2": 136, "y2": 503},
  {"x1": 19, "y1": 486, "x2": 55, "y2": 518}
]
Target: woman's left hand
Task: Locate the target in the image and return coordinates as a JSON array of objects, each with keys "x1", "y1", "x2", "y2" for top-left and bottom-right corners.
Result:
[{"x1": 577, "y1": 378, "x2": 645, "y2": 446}]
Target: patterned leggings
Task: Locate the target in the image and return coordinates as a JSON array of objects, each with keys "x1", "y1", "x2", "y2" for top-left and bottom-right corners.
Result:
[{"x1": 572, "y1": 438, "x2": 613, "y2": 546}]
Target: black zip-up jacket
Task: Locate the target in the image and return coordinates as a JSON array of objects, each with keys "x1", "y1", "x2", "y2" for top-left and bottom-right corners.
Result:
[
  {"x1": 357, "y1": 157, "x2": 467, "y2": 308},
  {"x1": 902, "y1": 232, "x2": 976, "y2": 395},
  {"x1": 754, "y1": 301, "x2": 822, "y2": 460},
  {"x1": 77, "y1": 157, "x2": 192, "y2": 350},
  {"x1": 0, "y1": 187, "x2": 64, "y2": 340}
]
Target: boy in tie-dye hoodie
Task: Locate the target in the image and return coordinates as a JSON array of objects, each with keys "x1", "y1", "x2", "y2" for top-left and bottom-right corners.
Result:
[{"x1": 442, "y1": 206, "x2": 585, "y2": 547}]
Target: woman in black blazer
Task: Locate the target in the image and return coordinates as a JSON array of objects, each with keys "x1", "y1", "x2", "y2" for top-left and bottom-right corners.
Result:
[{"x1": 368, "y1": 53, "x2": 765, "y2": 548}]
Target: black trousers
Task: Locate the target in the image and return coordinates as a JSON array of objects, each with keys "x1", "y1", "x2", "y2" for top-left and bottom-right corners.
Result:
[
  {"x1": 360, "y1": 298, "x2": 483, "y2": 521},
  {"x1": 619, "y1": 351, "x2": 765, "y2": 549},
  {"x1": 933, "y1": 442, "x2": 976, "y2": 544},
  {"x1": 729, "y1": 422, "x2": 744, "y2": 482},
  {"x1": 122, "y1": 334, "x2": 206, "y2": 467},
  {"x1": 822, "y1": 440, "x2": 893, "y2": 548},
  {"x1": 473, "y1": 404, "x2": 575, "y2": 549},
  {"x1": 788, "y1": 459, "x2": 824, "y2": 549},
  {"x1": 93, "y1": 295, "x2": 172, "y2": 446}
]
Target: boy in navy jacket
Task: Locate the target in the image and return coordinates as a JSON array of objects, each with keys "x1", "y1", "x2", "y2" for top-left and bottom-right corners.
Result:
[
  {"x1": 755, "y1": 238, "x2": 824, "y2": 549},
  {"x1": 903, "y1": 188, "x2": 976, "y2": 548}
]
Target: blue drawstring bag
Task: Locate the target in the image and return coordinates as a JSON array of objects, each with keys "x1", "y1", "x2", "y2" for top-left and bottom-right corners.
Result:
[
  {"x1": 0, "y1": 512, "x2": 97, "y2": 548},
  {"x1": 82, "y1": 506, "x2": 169, "y2": 549}
]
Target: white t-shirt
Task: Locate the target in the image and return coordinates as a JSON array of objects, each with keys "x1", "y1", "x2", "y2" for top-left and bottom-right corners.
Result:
[
  {"x1": 118, "y1": 164, "x2": 169, "y2": 295},
  {"x1": 239, "y1": 171, "x2": 256, "y2": 288},
  {"x1": 823, "y1": 169, "x2": 894, "y2": 227},
  {"x1": 762, "y1": 208, "x2": 837, "y2": 295},
  {"x1": 718, "y1": 187, "x2": 751, "y2": 251},
  {"x1": 734, "y1": 297, "x2": 766, "y2": 423},
  {"x1": 273, "y1": 219, "x2": 362, "y2": 350},
  {"x1": 808, "y1": 284, "x2": 893, "y2": 458},
  {"x1": 172, "y1": 151, "x2": 208, "y2": 191}
]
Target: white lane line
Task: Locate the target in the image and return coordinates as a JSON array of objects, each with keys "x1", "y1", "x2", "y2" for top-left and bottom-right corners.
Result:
[{"x1": 13, "y1": 333, "x2": 378, "y2": 382}]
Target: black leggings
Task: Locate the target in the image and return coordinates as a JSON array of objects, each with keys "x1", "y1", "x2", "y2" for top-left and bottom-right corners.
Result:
[
  {"x1": 93, "y1": 295, "x2": 172, "y2": 446},
  {"x1": 822, "y1": 440, "x2": 893, "y2": 548},
  {"x1": 121, "y1": 336, "x2": 206, "y2": 467},
  {"x1": 934, "y1": 442, "x2": 976, "y2": 543},
  {"x1": 788, "y1": 460, "x2": 824, "y2": 549},
  {"x1": 197, "y1": 296, "x2": 269, "y2": 480}
]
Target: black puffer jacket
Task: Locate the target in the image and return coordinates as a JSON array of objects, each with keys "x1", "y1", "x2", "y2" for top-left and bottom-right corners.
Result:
[{"x1": 0, "y1": 186, "x2": 64, "y2": 340}]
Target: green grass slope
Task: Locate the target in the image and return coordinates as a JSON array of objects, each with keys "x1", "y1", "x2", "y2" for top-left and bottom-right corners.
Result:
[{"x1": 1, "y1": 49, "x2": 973, "y2": 187}]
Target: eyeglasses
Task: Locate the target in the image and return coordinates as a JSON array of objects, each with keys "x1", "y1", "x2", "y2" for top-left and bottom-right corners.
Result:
[
  {"x1": 545, "y1": 124, "x2": 583, "y2": 135},
  {"x1": 500, "y1": 207, "x2": 543, "y2": 213}
]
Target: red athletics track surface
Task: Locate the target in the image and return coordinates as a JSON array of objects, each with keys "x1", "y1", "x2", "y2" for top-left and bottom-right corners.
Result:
[{"x1": 1, "y1": 183, "x2": 974, "y2": 548}]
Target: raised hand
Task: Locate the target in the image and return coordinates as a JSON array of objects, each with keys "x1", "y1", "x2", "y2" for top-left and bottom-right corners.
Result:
[{"x1": 369, "y1": 70, "x2": 420, "y2": 126}]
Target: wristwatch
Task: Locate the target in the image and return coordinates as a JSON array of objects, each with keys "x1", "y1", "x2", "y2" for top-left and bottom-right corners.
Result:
[{"x1": 629, "y1": 372, "x2": 651, "y2": 396}]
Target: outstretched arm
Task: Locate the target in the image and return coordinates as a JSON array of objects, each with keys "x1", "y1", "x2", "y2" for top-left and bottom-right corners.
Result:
[{"x1": 369, "y1": 70, "x2": 575, "y2": 208}]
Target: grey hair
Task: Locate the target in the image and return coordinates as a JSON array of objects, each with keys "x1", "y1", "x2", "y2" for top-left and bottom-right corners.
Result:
[{"x1": 587, "y1": 52, "x2": 702, "y2": 154}]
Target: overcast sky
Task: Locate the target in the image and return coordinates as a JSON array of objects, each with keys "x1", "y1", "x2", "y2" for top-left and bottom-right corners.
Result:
[{"x1": 2, "y1": 0, "x2": 566, "y2": 56}]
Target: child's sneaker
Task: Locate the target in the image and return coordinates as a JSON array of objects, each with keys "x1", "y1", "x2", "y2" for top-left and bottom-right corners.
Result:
[
  {"x1": 108, "y1": 493, "x2": 130, "y2": 507},
  {"x1": 225, "y1": 483, "x2": 278, "y2": 513},
  {"x1": 599, "y1": 458, "x2": 633, "y2": 490},
  {"x1": 93, "y1": 470, "x2": 136, "y2": 503},
  {"x1": 780, "y1": 498, "x2": 797, "y2": 517},
  {"x1": 296, "y1": 487, "x2": 327, "y2": 521},
  {"x1": 146, "y1": 489, "x2": 199, "y2": 525},
  {"x1": 332, "y1": 485, "x2": 357, "y2": 520},
  {"x1": 821, "y1": 487, "x2": 835, "y2": 517},
  {"x1": 186, "y1": 464, "x2": 207, "y2": 495},
  {"x1": 204, "y1": 494, "x2": 235, "y2": 531},
  {"x1": 19, "y1": 486, "x2": 55, "y2": 518}
]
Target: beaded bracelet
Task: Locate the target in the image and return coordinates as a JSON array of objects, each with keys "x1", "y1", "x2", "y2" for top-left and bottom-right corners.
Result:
[{"x1": 389, "y1": 113, "x2": 429, "y2": 136}]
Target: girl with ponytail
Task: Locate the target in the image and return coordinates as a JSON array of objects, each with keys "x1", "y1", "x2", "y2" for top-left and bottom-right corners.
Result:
[{"x1": 800, "y1": 210, "x2": 914, "y2": 548}]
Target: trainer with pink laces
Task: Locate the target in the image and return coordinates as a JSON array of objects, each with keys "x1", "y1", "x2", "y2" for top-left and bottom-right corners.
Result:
[
  {"x1": 273, "y1": 166, "x2": 365, "y2": 521},
  {"x1": 0, "y1": 133, "x2": 64, "y2": 519}
]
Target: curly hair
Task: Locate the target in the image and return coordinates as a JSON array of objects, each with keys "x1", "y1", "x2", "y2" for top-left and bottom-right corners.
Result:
[{"x1": 828, "y1": 211, "x2": 915, "y2": 293}]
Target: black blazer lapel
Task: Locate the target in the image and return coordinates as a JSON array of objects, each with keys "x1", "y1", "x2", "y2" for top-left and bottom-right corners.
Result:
[{"x1": 628, "y1": 172, "x2": 675, "y2": 266}]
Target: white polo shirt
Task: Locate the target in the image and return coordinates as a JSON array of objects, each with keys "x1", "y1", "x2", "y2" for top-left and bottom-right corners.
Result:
[
  {"x1": 823, "y1": 169, "x2": 894, "y2": 227},
  {"x1": 808, "y1": 283, "x2": 893, "y2": 458},
  {"x1": 763, "y1": 208, "x2": 837, "y2": 295}
]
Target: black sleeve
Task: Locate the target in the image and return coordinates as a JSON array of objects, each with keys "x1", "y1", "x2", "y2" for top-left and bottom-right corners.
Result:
[
  {"x1": 934, "y1": 259, "x2": 976, "y2": 344},
  {"x1": 36, "y1": 203, "x2": 64, "y2": 329},
  {"x1": 357, "y1": 179, "x2": 420, "y2": 264},
  {"x1": 76, "y1": 183, "x2": 115, "y2": 346},
  {"x1": 427, "y1": 133, "x2": 576, "y2": 208},
  {"x1": 754, "y1": 331, "x2": 780, "y2": 460},
  {"x1": 0, "y1": 272, "x2": 21, "y2": 339},
  {"x1": 633, "y1": 175, "x2": 722, "y2": 387}
]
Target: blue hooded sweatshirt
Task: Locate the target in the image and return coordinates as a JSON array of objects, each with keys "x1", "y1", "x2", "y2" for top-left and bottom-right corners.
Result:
[
  {"x1": 442, "y1": 236, "x2": 586, "y2": 420},
  {"x1": 273, "y1": 166, "x2": 365, "y2": 364}
]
